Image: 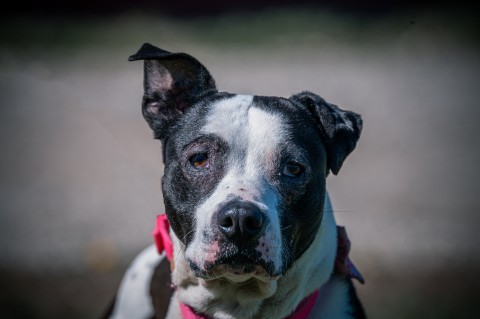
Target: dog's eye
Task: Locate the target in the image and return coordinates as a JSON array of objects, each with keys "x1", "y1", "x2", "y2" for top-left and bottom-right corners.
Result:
[
  {"x1": 283, "y1": 162, "x2": 304, "y2": 177},
  {"x1": 189, "y1": 153, "x2": 209, "y2": 169}
]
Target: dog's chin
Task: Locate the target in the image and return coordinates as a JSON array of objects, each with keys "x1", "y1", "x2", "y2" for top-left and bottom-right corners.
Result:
[{"x1": 188, "y1": 255, "x2": 280, "y2": 283}]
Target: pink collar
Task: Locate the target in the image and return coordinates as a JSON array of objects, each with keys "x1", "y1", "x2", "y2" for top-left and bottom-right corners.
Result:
[
  {"x1": 178, "y1": 289, "x2": 319, "y2": 319},
  {"x1": 153, "y1": 214, "x2": 363, "y2": 319}
]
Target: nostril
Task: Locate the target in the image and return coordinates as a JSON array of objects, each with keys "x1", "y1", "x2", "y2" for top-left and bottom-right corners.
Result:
[
  {"x1": 217, "y1": 209, "x2": 238, "y2": 238},
  {"x1": 219, "y1": 215, "x2": 234, "y2": 228},
  {"x1": 241, "y1": 210, "x2": 265, "y2": 240},
  {"x1": 245, "y1": 214, "x2": 263, "y2": 231}
]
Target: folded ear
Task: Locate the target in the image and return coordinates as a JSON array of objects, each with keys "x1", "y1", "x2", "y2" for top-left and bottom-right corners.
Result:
[
  {"x1": 129, "y1": 43, "x2": 217, "y2": 140},
  {"x1": 290, "y1": 91, "x2": 362, "y2": 175}
]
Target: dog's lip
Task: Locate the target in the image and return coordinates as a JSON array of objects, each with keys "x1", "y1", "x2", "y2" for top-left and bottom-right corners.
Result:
[
  {"x1": 219, "y1": 264, "x2": 279, "y2": 283},
  {"x1": 206, "y1": 263, "x2": 278, "y2": 283},
  {"x1": 188, "y1": 254, "x2": 279, "y2": 281},
  {"x1": 206, "y1": 254, "x2": 257, "y2": 270}
]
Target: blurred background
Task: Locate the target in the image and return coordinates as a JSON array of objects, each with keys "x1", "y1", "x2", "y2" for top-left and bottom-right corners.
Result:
[{"x1": 1, "y1": 1, "x2": 479, "y2": 318}]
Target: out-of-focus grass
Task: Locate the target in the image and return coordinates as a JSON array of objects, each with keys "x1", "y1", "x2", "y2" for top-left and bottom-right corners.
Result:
[
  {"x1": 0, "y1": 7, "x2": 478, "y2": 53},
  {"x1": 1, "y1": 7, "x2": 478, "y2": 79},
  {"x1": 362, "y1": 264, "x2": 480, "y2": 319}
]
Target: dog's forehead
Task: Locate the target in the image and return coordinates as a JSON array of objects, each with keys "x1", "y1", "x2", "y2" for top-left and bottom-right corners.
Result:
[{"x1": 201, "y1": 95, "x2": 288, "y2": 150}]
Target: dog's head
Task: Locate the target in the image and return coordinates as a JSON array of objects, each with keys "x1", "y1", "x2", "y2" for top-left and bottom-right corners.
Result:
[{"x1": 130, "y1": 43, "x2": 362, "y2": 282}]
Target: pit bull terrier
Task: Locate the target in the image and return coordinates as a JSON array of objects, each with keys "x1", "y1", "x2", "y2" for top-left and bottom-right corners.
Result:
[{"x1": 105, "y1": 43, "x2": 365, "y2": 319}]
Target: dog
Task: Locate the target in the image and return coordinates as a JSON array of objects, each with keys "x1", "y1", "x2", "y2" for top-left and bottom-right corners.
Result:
[{"x1": 105, "y1": 43, "x2": 365, "y2": 319}]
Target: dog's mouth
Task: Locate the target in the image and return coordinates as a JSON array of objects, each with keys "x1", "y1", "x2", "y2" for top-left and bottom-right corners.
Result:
[{"x1": 188, "y1": 252, "x2": 279, "y2": 282}]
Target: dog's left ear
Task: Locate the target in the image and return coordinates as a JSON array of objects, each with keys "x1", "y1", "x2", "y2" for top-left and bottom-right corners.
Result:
[
  {"x1": 290, "y1": 91, "x2": 362, "y2": 175},
  {"x1": 129, "y1": 43, "x2": 217, "y2": 140}
]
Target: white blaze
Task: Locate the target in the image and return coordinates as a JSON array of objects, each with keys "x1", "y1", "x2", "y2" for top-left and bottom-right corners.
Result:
[{"x1": 185, "y1": 95, "x2": 287, "y2": 275}]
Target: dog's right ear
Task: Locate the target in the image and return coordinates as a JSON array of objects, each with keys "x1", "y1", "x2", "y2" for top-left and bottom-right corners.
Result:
[
  {"x1": 129, "y1": 43, "x2": 217, "y2": 140},
  {"x1": 290, "y1": 91, "x2": 362, "y2": 175}
]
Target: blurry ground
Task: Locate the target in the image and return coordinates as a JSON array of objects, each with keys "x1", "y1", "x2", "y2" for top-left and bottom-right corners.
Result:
[{"x1": 1, "y1": 7, "x2": 479, "y2": 319}]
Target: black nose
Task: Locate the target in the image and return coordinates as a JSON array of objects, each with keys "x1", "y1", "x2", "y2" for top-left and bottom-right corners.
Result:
[{"x1": 216, "y1": 202, "x2": 266, "y2": 242}]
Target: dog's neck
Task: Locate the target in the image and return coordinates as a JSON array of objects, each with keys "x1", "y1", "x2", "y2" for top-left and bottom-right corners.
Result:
[{"x1": 169, "y1": 199, "x2": 338, "y2": 319}]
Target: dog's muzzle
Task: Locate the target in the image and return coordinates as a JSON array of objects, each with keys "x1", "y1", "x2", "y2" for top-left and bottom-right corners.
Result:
[{"x1": 188, "y1": 200, "x2": 277, "y2": 279}]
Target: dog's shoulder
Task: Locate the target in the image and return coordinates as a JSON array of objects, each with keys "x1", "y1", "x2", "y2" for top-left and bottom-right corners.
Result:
[
  {"x1": 346, "y1": 277, "x2": 367, "y2": 319},
  {"x1": 308, "y1": 275, "x2": 366, "y2": 319},
  {"x1": 105, "y1": 245, "x2": 173, "y2": 319}
]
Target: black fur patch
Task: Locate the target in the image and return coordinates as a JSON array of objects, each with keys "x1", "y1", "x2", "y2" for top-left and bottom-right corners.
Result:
[
  {"x1": 251, "y1": 96, "x2": 328, "y2": 271},
  {"x1": 149, "y1": 257, "x2": 174, "y2": 319},
  {"x1": 161, "y1": 94, "x2": 232, "y2": 245}
]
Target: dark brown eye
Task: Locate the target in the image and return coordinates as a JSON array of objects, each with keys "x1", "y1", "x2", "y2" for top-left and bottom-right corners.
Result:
[
  {"x1": 283, "y1": 162, "x2": 304, "y2": 177},
  {"x1": 189, "y1": 153, "x2": 209, "y2": 169}
]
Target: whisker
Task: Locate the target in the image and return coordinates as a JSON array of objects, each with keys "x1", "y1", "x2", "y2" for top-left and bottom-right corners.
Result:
[
  {"x1": 171, "y1": 229, "x2": 196, "y2": 266},
  {"x1": 323, "y1": 210, "x2": 354, "y2": 213}
]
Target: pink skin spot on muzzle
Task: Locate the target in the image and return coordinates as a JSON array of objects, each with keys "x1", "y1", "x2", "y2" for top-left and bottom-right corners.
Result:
[
  {"x1": 255, "y1": 225, "x2": 278, "y2": 264},
  {"x1": 202, "y1": 240, "x2": 220, "y2": 264}
]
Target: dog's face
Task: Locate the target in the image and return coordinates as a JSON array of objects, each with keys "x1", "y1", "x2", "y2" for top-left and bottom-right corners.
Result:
[
  {"x1": 130, "y1": 44, "x2": 362, "y2": 282},
  {"x1": 162, "y1": 94, "x2": 330, "y2": 281}
]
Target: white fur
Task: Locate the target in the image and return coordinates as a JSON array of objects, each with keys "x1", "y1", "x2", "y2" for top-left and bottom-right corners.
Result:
[
  {"x1": 110, "y1": 245, "x2": 164, "y2": 319},
  {"x1": 185, "y1": 95, "x2": 286, "y2": 275}
]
